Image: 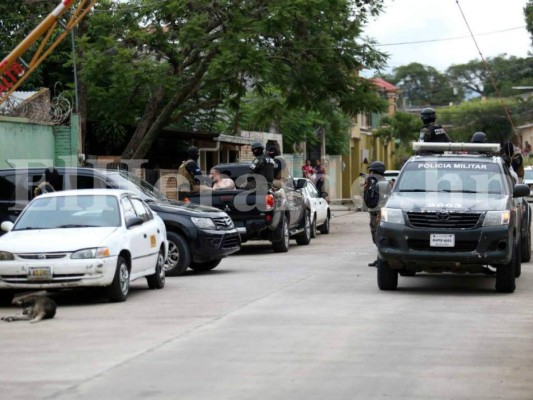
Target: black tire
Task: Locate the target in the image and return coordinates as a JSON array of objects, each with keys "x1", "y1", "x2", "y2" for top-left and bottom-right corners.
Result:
[
  {"x1": 146, "y1": 247, "x2": 166, "y2": 289},
  {"x1": 515, "y1": 242, "x2": 522, "y2": 278},
  {"x1": 319, "y1": 214, "x2": 330, "y2": 234},
  {"x1": 295, "y1": 211, "x2": 311, "y2": 245},
  {"x1": 0, "y1": 290, "x2": 15, "y2": 306},
  {"x1": 310, "y1": 215, "x2": 317, "y2": 239},
  {"x1": 521, "y1": 231, "x2": 531, "y2": 263},
  {"x1": 190, "y1": 258, "x2": 222, "y2": 272},
  {"x1": 496, "y1": 245, "x2": 516, "y2": 293},
  {"x1": 377, "y1": 259, "x2": 398, "y2": 290},
  {"x1": 399, "y1": 270, "x2": 416, "y2": 277},
  {"x1": 107, "y1": 256, "x2": 130, "y2": 302},
  {"x1": 272, "y1": 216, "x2": 290, "y2": 253},
  {"x1": 165, "y1": 231, "x2": 191, "y2": 276}
]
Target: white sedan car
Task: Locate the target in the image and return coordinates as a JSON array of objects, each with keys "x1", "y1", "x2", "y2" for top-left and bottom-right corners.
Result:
[
  {"x1": 299, "y1": 178, "x2": 330, "y2": 237},
  {"x1": 0, "y1": 189, "x2": 167, "y2": 304}
]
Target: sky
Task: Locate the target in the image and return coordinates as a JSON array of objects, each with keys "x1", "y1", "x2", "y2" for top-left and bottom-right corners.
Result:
[{"x1": 361, "y1": 0, "x2": 532, "y2": 76}]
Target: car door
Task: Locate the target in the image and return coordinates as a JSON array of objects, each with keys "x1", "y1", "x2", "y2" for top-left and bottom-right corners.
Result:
[
  {"x1": 129, "y1": 196, "x2": 161, "y2": 275},
  {"x1": 307, "y1": 181, "x2": 327, "y2": 226},
  {"x1": 120, "y1": 196, "x2": 151, "y2": 277}
]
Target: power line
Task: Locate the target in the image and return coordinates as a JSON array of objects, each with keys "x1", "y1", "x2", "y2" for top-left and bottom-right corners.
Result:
[
  {"x1": 455, "y1": 0, "x2": 518, "y2": 139},
  {"x1": 372, "y1": 26, "x2": 527, "y2": 47}
]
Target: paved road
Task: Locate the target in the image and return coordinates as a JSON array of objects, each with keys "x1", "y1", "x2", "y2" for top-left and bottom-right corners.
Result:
[{"x1": 1, "y1": 210, "x2": 533, "y2": 400}]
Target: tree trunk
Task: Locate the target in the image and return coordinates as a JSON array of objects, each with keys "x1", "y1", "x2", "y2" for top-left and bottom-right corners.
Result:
[{"x1": 121, "y1": 85, "x2": 165, "y2": 159}]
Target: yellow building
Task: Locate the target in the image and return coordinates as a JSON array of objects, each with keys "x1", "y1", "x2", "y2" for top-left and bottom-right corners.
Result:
[{"x1": 341, "y1": 78, "x2": 399, "y2": 203}]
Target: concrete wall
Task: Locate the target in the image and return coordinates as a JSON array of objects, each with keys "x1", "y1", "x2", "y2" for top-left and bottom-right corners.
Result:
[{"x1": 0, "y1": 114, "x2": 78, "y2": 168}]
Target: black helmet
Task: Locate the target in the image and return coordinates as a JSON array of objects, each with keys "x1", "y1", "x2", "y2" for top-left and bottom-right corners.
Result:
[
  {"x1": 187, "y1": 146, "x2": 199, "y2": 159},
  {"x1": 368, "y1": 161, "x2": 385, "y2": 175},
  {"x1": 471, "y1": 131, "x2": 487, "y2": 143},
  {"x1": 251, "y1": 141, "x2": 264, "y2": 151},
  {"x1": 420, "y1": 107, "x2": 436, "y2": 123}
]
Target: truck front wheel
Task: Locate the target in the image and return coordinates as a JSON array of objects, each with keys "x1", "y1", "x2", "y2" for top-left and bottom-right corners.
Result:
[
  {"x1": 495, "y1": 245, "x2": 517, "y2": 293},
  {"x1": 377, "y1": 259, "x2": 398, "y2": 290}
]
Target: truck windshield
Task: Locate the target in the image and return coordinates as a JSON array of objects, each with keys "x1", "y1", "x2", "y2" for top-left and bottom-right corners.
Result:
[
  {"x1": 396, "y1": 161, "x2": 508, "y2": 194},
  {"x1": 106, "y1": 171, "x2": 168, "y2": 202}
]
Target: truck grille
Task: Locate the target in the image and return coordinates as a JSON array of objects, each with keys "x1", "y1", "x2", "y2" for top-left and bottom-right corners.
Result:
[
  {"x1": 212, "y1": 216, "x2": 234, "y2": 230},
  {"x1": 407, "y1": 212, "x2": 481, "y2": 229}
]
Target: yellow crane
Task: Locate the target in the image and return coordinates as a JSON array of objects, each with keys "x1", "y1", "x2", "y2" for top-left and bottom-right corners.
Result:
[{"x1": 0, "y1": 0, "x2": 98, "y2": 106}]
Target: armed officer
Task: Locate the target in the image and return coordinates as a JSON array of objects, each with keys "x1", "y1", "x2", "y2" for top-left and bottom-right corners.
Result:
[
  {"x1": 248, "y1": 141, "x2": 275, "y2": 191},
  {"x1": 419, "y1": 107, "x2": 451, "y2": 143},
  {"x1": 178, "y1": 146, "x2": 202, "y2": 193}
]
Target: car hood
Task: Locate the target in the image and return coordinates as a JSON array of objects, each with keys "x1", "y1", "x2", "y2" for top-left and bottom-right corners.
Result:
[
  {"x1": 386, "y1": 192, "x2": 510, "y2": 212},
  {"x1": 0, "y1": 227, "x2": 118, "y2": 253},
  {"x1": 149, "y1": 200, "x2": 227, "y2": 216}
]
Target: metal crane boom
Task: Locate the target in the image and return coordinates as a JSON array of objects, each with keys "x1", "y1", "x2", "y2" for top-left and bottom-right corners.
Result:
[{"x1": 0, "y1": 0, "x2": 98, "y2": 106}]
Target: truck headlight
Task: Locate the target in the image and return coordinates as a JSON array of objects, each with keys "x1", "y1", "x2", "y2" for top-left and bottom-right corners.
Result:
[
  {"x1": 191, "y1": 217, "x2": 216, "y2": 230},
  {"x1": 0, "y1": 251, "x2": 14, "y2": 261},
  {"x1": 483, "y1": 211, "x2": 510, "y2": 226},
  {"x1": 380, "y1": 208, "x2": 405, "y2": 225},
  {"x1": 71, "y1": 247, "x2": 111, "y2": 259}
]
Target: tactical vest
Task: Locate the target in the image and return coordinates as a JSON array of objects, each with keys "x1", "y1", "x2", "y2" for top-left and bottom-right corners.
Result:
[{"x1": 178, "y1": 160, "x2": 196, "y2": 192}]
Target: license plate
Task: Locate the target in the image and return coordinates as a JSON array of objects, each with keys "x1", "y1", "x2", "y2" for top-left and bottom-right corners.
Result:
[
  {"x1": 430, "y1": 234, "x2": 455, "y2": 247},
  {"x1": 28, "y1": 267, "x2": 52, "y2": 281}
]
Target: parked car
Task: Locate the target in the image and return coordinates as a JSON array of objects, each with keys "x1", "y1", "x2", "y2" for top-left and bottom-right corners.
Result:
[
  {"x1": 524, "y1": 166, "x2": 533, "y2": 201},
  {"x1": 298, "y1": 178, "x2": 330, "y2": 237},
  {"x1": 383, "y1": 170, "x2": 400, "y2": 184},
  {"x1": 0, "y1": 167, "x2": 241, "y2": 276},
  {"x1": 0, "y1": 189, "x2": 167, "y2": 305}
]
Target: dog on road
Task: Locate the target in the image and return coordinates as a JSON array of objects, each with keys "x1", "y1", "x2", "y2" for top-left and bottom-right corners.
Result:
[{"x1": 1, "y1": 294, "x2": 57, "y2": 323}]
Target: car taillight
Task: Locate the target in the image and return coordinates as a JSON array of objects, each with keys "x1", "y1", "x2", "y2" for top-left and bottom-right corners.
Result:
[{"x1": 265, "y1": 194, "x2": 274, "y2": 211}]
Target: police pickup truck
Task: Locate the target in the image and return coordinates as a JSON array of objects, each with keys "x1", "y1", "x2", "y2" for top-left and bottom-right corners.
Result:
[
  {"x1": 376, "y1": 142, "x2": 531, "y2": 293},
  {"x1": 180, "y1": 162, "x2": 311, "y2": 252}
]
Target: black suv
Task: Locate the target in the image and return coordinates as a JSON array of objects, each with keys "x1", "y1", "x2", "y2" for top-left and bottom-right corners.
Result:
[
  {"x1": 0, "y1": 168, "x2": 241, "y2": 275},
  {"x1": 376, "y1": 143, "x2": 531, "y2": 293}
]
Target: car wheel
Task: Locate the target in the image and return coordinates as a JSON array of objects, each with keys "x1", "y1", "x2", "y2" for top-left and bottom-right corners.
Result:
[
  {"x1": 521, "y1": 230, "x2": 531, "y2": 263},
  {"x1": 0, "y1": 290, "x2": 15, "y2": 306},
  {"x1": 515, "y1": 241, "x2": 522, "y2": 278},
  {"x1": 296, "y1": 211, "x2": 311, "y2": 245},
  {"x1": 319, "y1": 213, "x2": 330, "y2": 234},
  {"x1": 189, "y1": 259, "x2": 222, "y2": 272},
  {"x1": 496, "y1": 245, "x2": 516, "y2": 293},
  {"x1": 107, "y1": 256, "x2": 130, "y2": 302},
  {"x1": 146, "y1": 247, "x2": 166, "y2": 289},
  {"x1": 165, "y1": 231, "x2": 191, "y2": 276},
  {"x1": 272, "y1": 216, "x2": 290, "y2": 253},
  {"x1": 399, "y1": 270, "x2": 416, "y2": 277},
  {"x1": 310, "y1": 215, "x2": 317, "y2": 239},
  {"x1": 377, "y1": 258, "x2": 398, "y2": 290}
]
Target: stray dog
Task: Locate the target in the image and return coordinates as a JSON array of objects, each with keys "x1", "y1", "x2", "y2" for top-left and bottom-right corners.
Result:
[{"x1": 1, "y1": 294, "x2": 57, "y2": 323}]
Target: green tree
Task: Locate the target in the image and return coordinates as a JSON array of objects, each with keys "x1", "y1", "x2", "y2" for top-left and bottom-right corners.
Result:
[
  {"x1": 446, "y1": 55, "x2": 533, "y2": 98},
  {"x1": 382, "y1": 63, "x2": 461, "y2": 107},
  {"x1": 80, "y1": 0, "x2": 388, "y2": 159},
  {"x1": 374, "y1": 111, "x2": 420, "y2": 167},
  {"x1": 438, "y1": 97, "x2": 533, "y2": 143}
]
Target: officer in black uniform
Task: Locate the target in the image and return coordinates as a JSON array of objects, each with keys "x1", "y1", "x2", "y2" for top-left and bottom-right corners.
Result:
[
  {"x1": 178, "y1": 146, "x2": 203, "y2": 193},
  {"x1": 248, "y1": 141, "x2": 275, "y2": 191},
  {"x1": 365, "y1": 160, "x2": 388, "y2": 267},
  {"x1": 267, "y1": 144, "x2": 288, "y2": 186},
  {"x1": 419, "y1": 107, "x2": 451, "y2": 143}
]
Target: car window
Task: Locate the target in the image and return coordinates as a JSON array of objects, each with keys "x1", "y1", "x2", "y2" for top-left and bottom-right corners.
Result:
[
  {"x1": 121, "y1": 197, "x2": 137, "y2": 221},
  {"x1": 14, "y1": 195, "x2": 120, "y2": 229},
  {"x1": 306, "y1": 182, "x2": 320, "y2": 198},
  {"x1": 525, "y1": 169, "x2": 533, "y2": 180},
  {"x1": 130, "y1": 197, "x2": 153, "y2": 222},
  {"x1": 396, "y1": 161, "x2": 507, "y2": 194},
  {"x1": 66, "y1": 174, "x2": 109, "y2": 190}
]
